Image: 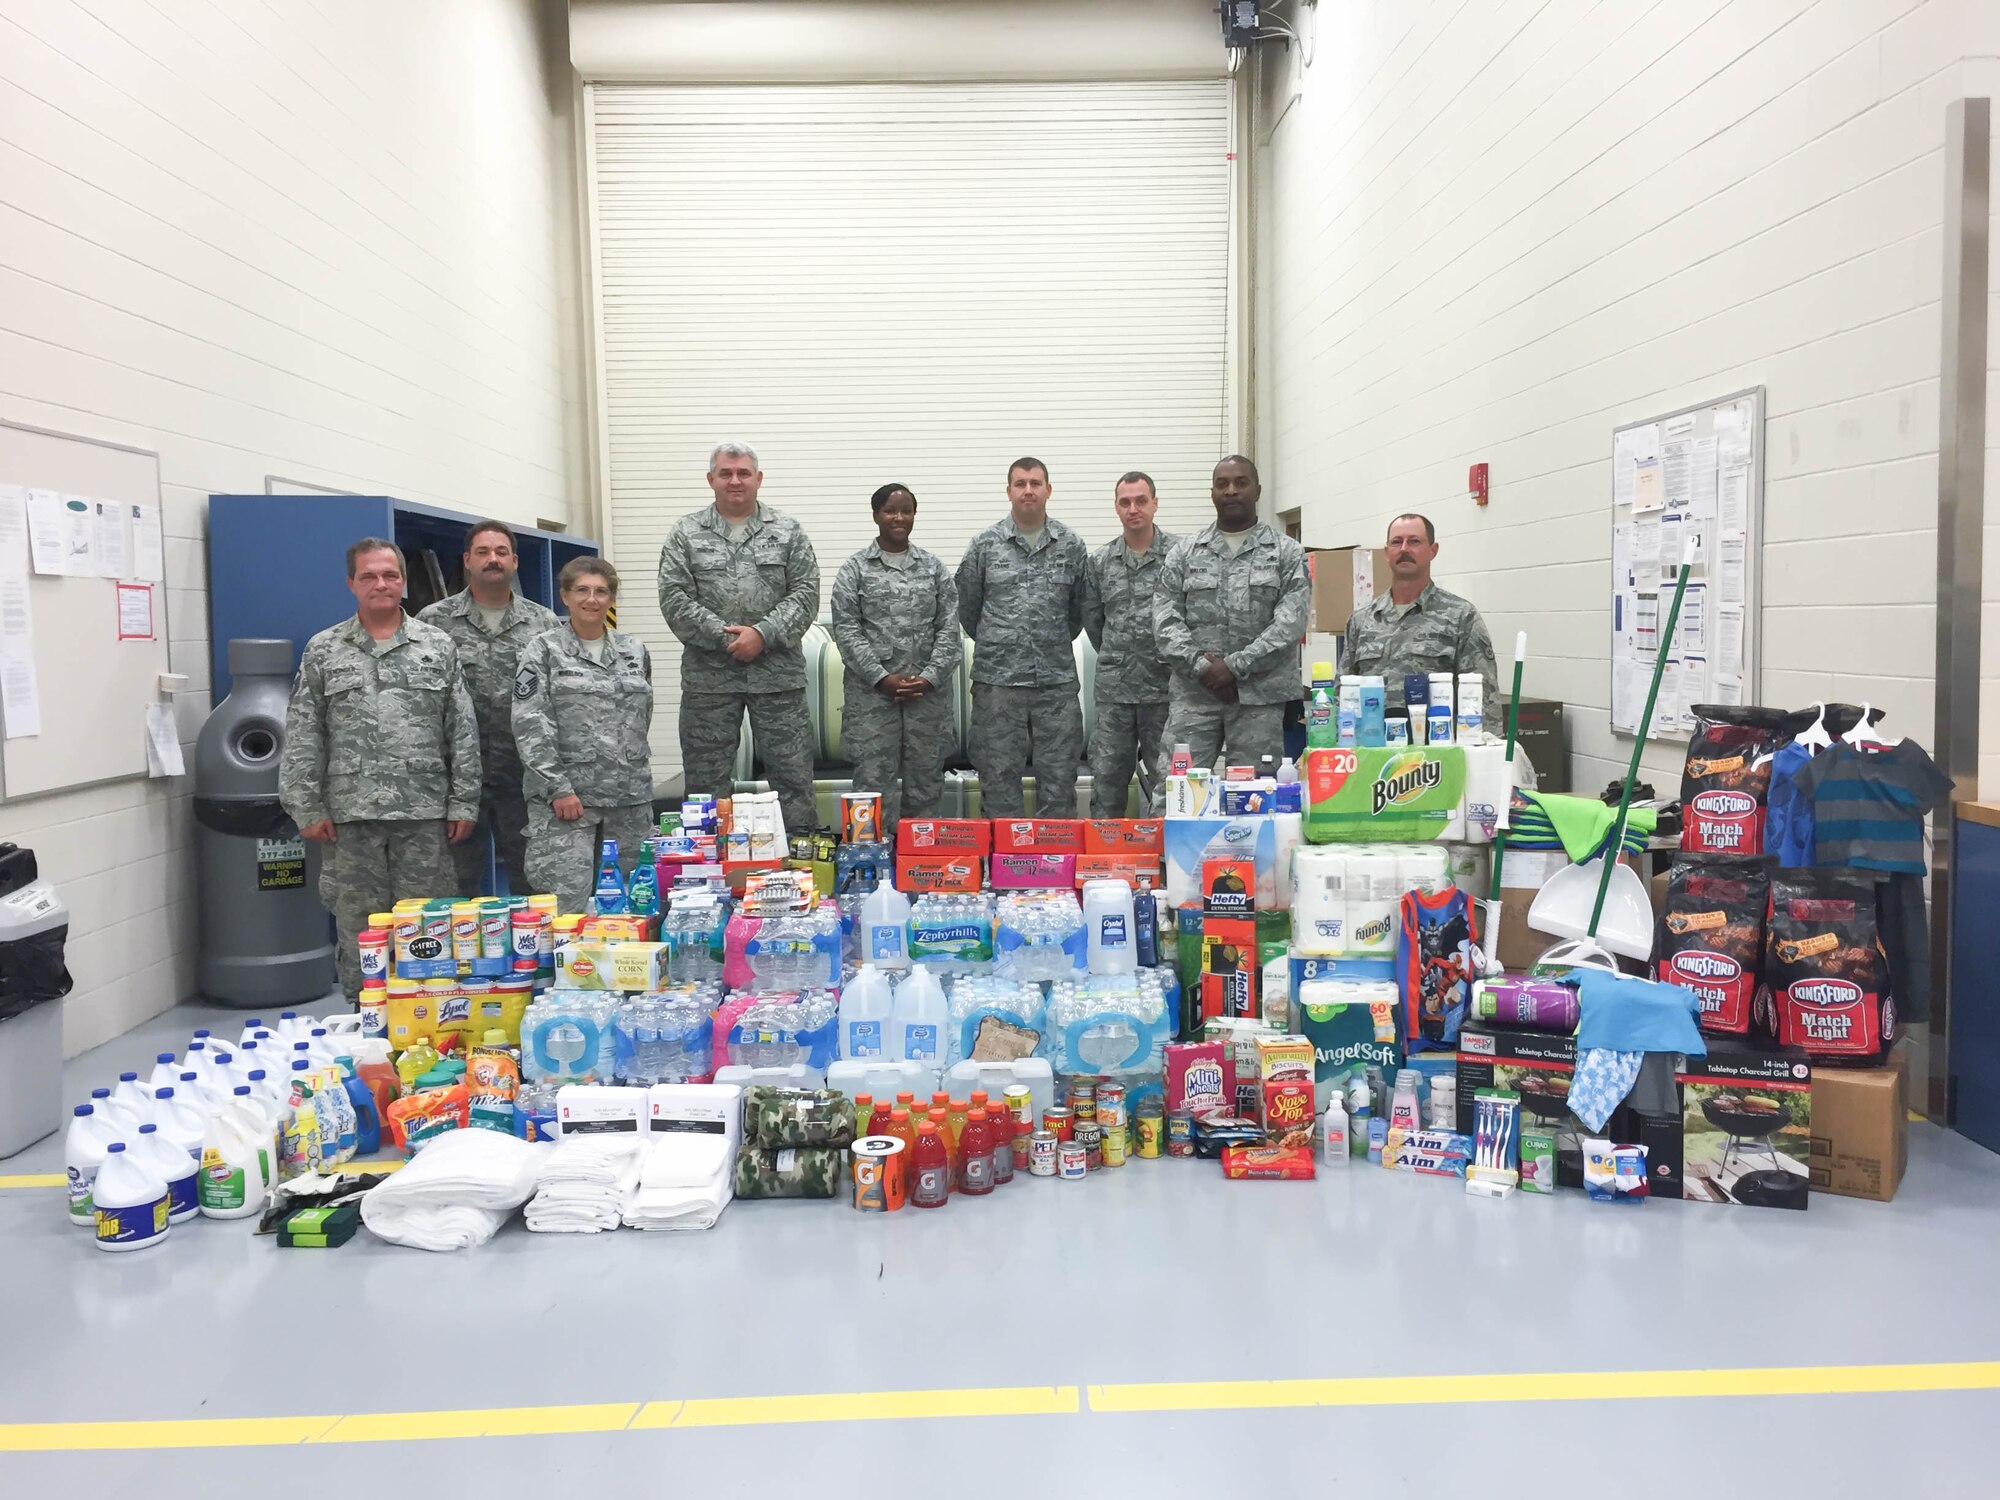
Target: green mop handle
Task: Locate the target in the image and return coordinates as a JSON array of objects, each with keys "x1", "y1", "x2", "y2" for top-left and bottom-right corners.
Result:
[
  {"x1": 1487, "y1": 633, "x2": 1527, "y2": 902},
  {"x1": 1590, "y1": 543, "x2": 1696, "y2": 934}
]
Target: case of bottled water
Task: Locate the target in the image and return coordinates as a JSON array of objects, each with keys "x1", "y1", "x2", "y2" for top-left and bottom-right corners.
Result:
[
  {"x1": 945, "y1": 975, "x2": 1049, "y2": 1067},
  {"x1": 614, "y1": 987, "x2": 724, "y2": 1085},
  {"x1": 994, "y1": 892, "x2": 1085, "y2": 982},
  {"x1": 724, "y1": 990, "x2": 840, "y2": 1069},
  {"x1": 908, "y1": 892, "x2": 994, "y2": 976}
]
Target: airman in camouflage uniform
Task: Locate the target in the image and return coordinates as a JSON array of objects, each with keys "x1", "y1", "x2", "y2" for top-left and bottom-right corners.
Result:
[
  {"x1": 418, "y1": 540, "x2": 557, "y2": 896},
  {"x1": 280, "y1": 539, "x2": 481, "y2": 997},
  {"x1": 1084, "y1": 472, "x2": 1180, "y2": 817},
  {"x1": 956, "y1": 459, "x2": 1088, "y2": 818},
  {"x1": 511, "y1": 560, "x2": 654, "y2": 914},
  {"x1": 656, "y1": 444, "x2": 822, "y2": 835},
  {"x1": 830, "y1": 484, "x2": 961, "y2": 826},
  {"x1": 1343, "y1": 513, "x2": 1499, "y2": 703},
  {"x1": 1152, "y1": 458, "x2": 1311, "y2": 800}
]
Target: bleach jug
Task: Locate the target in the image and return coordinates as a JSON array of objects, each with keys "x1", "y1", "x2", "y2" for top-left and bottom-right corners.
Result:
[
  {"x1": 64, "y1": 1104, "x2": 118, "y2": 1226},
  {"x1": 225, "y1": 1084, "x2": 280, "y2": 1194},
  {"x1": 838, "y1": 964, "x2": 897, "y2": 1060},
  {"x1": 892, "y1": 965, "x2": 949, "y2": 1066},
  {"x1": 150, "y1": 1086, "x2": 206, "y2": 1162},
  {"x1": 88, "y1": 1087, "x2": 141, "y2": 1136},
  {"x1": 130, "y1": 1123, "x2": 199, "y2": 1224},
  {"x1": 198, "y1": 1100, "x2": 268, "y2": 1220},
  {"x1": 860, "y1": 883, "x2": 912, "y2": 971},
  {"x1": 93, "y1": 1143, "x2": 170, "y2": 1252},
  {"x1": 112, "y1": 1072, "x2": 156, "y2": 1126}
]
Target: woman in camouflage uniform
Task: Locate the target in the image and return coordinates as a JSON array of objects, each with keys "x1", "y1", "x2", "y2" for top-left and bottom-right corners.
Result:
[{"x1": 829, "y1": 484, "x2": 963, "y2": 825}]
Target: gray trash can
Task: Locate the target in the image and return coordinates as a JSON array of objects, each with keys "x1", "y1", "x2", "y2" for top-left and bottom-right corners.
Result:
[
  {"x1": 0, "y1": 843, "x2": 72, "y2": 1159},
  {"x1": 194, "y1": 639, "x2": 335, "y2": 1005}
]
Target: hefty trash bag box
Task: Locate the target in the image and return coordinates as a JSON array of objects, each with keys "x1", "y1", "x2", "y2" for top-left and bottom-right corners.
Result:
[{"x1": 1166, "y1": 817, "x2": 1284, "y2": 910}]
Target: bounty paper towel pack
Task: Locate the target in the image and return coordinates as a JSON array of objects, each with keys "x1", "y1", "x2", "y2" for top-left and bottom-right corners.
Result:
[
  {"x1": 1344, "y1": 846, "x2": 1402, "y2": 957},
  {"x1": 1291, "y1": 847, "x2": 1348, "y2": 957}
]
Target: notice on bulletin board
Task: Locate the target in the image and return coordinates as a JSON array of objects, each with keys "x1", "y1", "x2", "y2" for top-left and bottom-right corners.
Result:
[
  {"x1": 1609, "y1": 391, "x2": 1761, "y2": 741},
  {"x1": 116, "y1": 583, "x2": 154, "y2": 640}
]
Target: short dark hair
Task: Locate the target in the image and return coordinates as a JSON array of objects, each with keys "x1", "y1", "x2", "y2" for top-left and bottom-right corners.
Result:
[
  {"x1": 1115, "y1": 471, "x2": 1156, "y2": 497},
  {"x1": 559, "y1": 556, "x2": 619, "y2": 596},
  {"x1": 870, "y1": 483, "x2": 916, "y2": 513},
  {"x1": 1215, "y1": 454, "x2": 1260, "y2": 484},
  {"x1": 464, "y1": 518, "x2": 518, "y2": 553},
  {"x1": 1388, "y1": 512, "x2": 1437, "y2": 544},
  {"x1": 1008, "y1": 457, "x2": 1049, "y2": 482},
  {"x1": 346, "y1": 537, "x2": 405, "y2": 578}
]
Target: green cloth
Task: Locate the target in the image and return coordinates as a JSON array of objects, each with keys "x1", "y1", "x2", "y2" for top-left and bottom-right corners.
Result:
[{"x1": 1516, "y1": 792, "x2": 1656, "y2": 863}]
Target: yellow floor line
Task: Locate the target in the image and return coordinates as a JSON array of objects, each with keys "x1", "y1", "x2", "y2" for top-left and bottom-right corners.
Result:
[
  {"x1": 0, "y1": 1159, "x2": 400, "y2": 1192},
  {"x1": 1, "y1": 1364, "x2": 1997, "y2": 1452}
]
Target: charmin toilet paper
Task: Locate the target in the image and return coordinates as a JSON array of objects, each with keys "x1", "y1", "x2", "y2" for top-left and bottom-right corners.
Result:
[{"x1": 1291, "y1": 847, "x2": 1348, "y2": 956}]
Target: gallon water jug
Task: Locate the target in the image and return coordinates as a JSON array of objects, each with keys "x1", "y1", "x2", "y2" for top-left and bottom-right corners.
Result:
[
  {"x1": 150, "y1": 1087, "x2": 206, "y2": 1161},
  {"x1": 64, "y1": 1103, "x2": 118, "y2": 1226},
  {"x1": 826, "y1": 1057, "x2": 938, "y2": 1106},
  {"x1": 710, "y1": 1062, "x2": 827, "y2": 1092},
  {"x1": 892, "y1": 966, "x2": 949, "y2": 1066},
  {"x1": 1082, "y1": 880, "x2": 1137, "y2": 976},
  {"x1": 130, "y1": 1123, "x2": 198, "y2": 1224},
  {"x1": 859, "y1": 884, "x2": 912, "y2": 971},
  {"x1": 838, "y1": 964, "x2": 897, "y2": 1060},
  {"x1": 939, "y1": 1058, "x2": 1055, "y2": 1128},
  {"x1": 93, "y1": 1142, "x2": 170, "y2": 1251},
  {"x1": 198, "y1": 1100, "x2": 268, "y2": 1220}
]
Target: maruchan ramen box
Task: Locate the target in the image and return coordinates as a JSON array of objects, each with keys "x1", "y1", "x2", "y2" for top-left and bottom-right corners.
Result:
[
  {"x1": 993, "y1": 819, "x2": 1087, "y2": 854},
  {"x1": 896, "y1": 819, "x2": 992, "y2": 855},
  {"x1": 1083, "y1": 819, "x2": 1166, "y2": 855}
]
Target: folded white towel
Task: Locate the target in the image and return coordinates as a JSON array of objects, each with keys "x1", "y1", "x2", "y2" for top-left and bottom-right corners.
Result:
[
  {"x1": 360, "y1": 1129, "x2": 548, "y2": 1252},
  {"x1": 524, "y1": 1132, "x2": 647, "y2": 1234},
  {"x1": 637, "y1": 1134, "x2": 730, "y2": 1190},
  {"x1": 621, "y1": 1135, "x2": 735, "y2": 1231}
]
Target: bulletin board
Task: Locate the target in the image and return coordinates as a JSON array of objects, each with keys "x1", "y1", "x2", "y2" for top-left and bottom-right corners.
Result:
[
  {"x1": 0, "y1": 421, "x2": 172, "y2": 799},
  {"x1": 1608, "y1": 387, "x2": 1762, "y2": 742}
]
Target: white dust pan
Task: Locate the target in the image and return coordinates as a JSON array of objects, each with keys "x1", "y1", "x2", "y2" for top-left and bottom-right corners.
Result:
[{"x1": 1527, "y1": 853, "x2": 1654, "y2": 962}]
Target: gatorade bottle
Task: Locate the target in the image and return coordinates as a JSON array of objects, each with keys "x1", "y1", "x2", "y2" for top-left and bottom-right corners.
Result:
[
  {"x1": 969, "y1": 1090, "x2": 990, "y2": 1118},
  {"x1": 926, "y1": 1107, "x2": 954, "y2": 1191},
  {"x1": 888, "y1": 1107, "x2": 915, "y2": 1152},
  {"x1": 852, "y1": 1093, "x2": 875, "y2": 1140},
  {"x1": 989, "y1": 1111, "x2": 1015, "y2": 1186},
  {"x1": 959, "y1": 1107, "x2": 994, "y2": 1195},
  {"x1": 593, "y1": 839, "x2": 627, "y2": 915},
  {"x1": 945, "y1": 1099, "x2": 971, "y2": 1159},
  {"x1": 1306, "y1": 662, "x2": 1337, "y2": 748},
  {"x1": 895, "y1": 1090, "x2": 917, "y2": 1121},
  {"x1": 869, "y1": 1099, "x2": 893, "y2": 1137},
  {"x1": 911, "y1": 1122, "x2": 949, "y2": 1208}
]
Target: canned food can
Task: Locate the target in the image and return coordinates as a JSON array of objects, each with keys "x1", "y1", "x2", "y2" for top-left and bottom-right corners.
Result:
[
  {"x1": 1041, "y1": 1106, "x2": 1074, "y2": 1143},
  {"x1": 1097, "y1": 1083, "x2": 1127, "y2": 1129},
  {"x1": 1030, "y1": 1131, "x2": 1059, "y2": 1176},
  {"x1": 840, "y1": 790, "x2": 883, "y2": 844},
  {"x1": 1004, "y1": 1084, "x2": 1033, "y2": 1128},
  {"x1": 1167, "y1": 1110, "x2": 1195, "y2": 1157},
  {"x1": 1012, "y1": 1132, "x2": 1031, "y2": 1171},
  {"x1": 1076, "y1": 1119, "x2": 1103, "y2": 1170},
  {"x1": 1102, "y1": 1124, "x2": 1128, "y2": 1167},
  {"x1": 1135, "y1": 1105, "x2": 1164, "y2": 1159},
  {"x1": 1071, "y1": 1093, "x2": 1098, "y2": 1124},
  {"x1": 1058, "y1": 1141, "x2": 1087, "y2": 1179}
]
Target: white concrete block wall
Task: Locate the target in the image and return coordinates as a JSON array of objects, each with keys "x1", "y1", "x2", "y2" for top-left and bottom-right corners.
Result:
[
  {"x1": 0, "y1": 0, "x2": 581, "y2": 1055},
  {"x1": 1256, "y1": 0, "x2": 1996, "y2": 798}
]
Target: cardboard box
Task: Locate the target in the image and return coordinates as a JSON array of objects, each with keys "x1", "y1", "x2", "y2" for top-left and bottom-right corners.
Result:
[
  {"x1": 1072, "y1": 854, "x2": 1162, "y2": 887},
  {"x1": 1083, "y1": 818, "x2": 1165, "y2": 854},
  {"x1": 1808, "y1": 1045, "x2": 1907, "y2": 1201},
  {"x1": 989, "y1": 851, "x2": 1075, "y2": 889},
  {"x1": 1201, "y1": 916, "x2": 1258, "y2": 1021},
  {"x1": 1506, "y1": 696, "x2": 1569, "y2": 793},
  {"x1": 1306, "y1": 546, "x2": 1392, "y2": 633},
  {"x1": 896, "y1": 818, "x2": 992, "y2": 855},
  {"x1": 1455, "y1": 1020, "x2": 1584, "y2": 1188},
  {"x1": 993, "y1": 818, "x2": 1086, "y2": 854},
  {"x1": 1491, "y1": 891, "x2": 1551, "y2": 971},
  {"x1": 1202, "y1": 858, "x2": 1256, "y2": 916},
  {"x1": 1301, "y1": 632, "x2": 1343, "y2": 686},
  {"x1": 552, "y1": 941, "x2": 672, "y2": 993},
  {"x1": 1673, "y1": 1039, "x2": 1814, "y2": 1210},
  {"x1": 895, "y1": 854, "x2": 983, "y2": 893}
]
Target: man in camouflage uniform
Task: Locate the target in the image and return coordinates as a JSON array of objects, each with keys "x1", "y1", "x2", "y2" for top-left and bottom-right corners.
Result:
[
  {"x1": 1343, "y1": 512, "x2": 1500, "y2": 703},
  {"x1": 280, "y1": 538, "x2": 480, "y2": 996},
  {"x1": 1152, "y1": 456, "x2": 1311, "y2": 799},
  {"x1": 511, "y1": 557, "x2": 654, "y2": 914},
  {"x1": 656, "y1": 442, "x2": 822, "y2": 835},
  {"x1": 956, "y1": 457, "x2": 1088, "y2": 817},
  {"x1": 417, "y1": 519, "x2": 557, "y2": 896},
  {"x1": 1084, "y1": 471, "x2": 1180, "y2": 817},
  {"x1": 830, "y1": 484, "x2": 961, "y2": 826}
]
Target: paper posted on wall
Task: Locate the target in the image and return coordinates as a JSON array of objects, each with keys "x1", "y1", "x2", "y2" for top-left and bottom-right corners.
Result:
[{"x1": 146, "y1": 702, "x2": 184, "y2": 777}]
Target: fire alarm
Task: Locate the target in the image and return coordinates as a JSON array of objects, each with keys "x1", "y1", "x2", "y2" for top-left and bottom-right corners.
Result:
[{"x1": 1469, "y1": 462, "x2": 1489, "y2": 506}]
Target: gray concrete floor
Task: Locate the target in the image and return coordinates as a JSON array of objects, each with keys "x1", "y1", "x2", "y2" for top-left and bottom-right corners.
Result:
[{"x1": 5, "y1": 1002, "x2": 2000, "y2": 1496}]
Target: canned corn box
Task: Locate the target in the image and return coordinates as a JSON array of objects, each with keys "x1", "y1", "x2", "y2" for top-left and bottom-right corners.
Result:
[{"x1": 552, "y1": 940, "x2": 672, "y2": 993}]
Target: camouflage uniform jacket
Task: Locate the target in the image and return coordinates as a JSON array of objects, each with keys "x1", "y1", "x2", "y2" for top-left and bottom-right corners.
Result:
[
  {"x1": 417, "y1": 589, "x2": 558, "y2": 791},
  {"x1": 1154, "y1": 523, "x2": 1311, "y2": 705},
  {"x1": 279, "y1": 614, "x2": 481, "y2": 826},
  {"x1": 829, "y1": 542, "x2": 962, "y2": 687},
  {"x1": 656, "y1": 503, "x2": 821, "y2": 693},
  {"x1": 955, "y1": 515, "x2": 1087, "y2": 688},
  {"x1": 510, "y1": 625, "x2": 655, "y2": 807},
  {"x1": 1343, "y1": 581, "x2": 1499, "y2": 702},
  {"x1": 1083, "y1": 527, "x2": 1180, "y2": 704}
]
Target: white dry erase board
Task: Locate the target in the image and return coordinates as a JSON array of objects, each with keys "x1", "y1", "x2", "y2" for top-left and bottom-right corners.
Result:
[
  {"x1": 1608, "y1": 387, "x2": 1762, "y2": 743},
  {"x1": 0, "y1": 421, "x2": 171, "y2": 799}
]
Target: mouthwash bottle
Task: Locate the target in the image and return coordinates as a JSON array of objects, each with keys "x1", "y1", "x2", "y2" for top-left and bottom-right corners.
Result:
[
  {"x1": 593, "y1": 838, "x2": 627, "y2": 915},
  {"x1": 1306, "y1": 661, "x2": 1337, "y2": 748}
]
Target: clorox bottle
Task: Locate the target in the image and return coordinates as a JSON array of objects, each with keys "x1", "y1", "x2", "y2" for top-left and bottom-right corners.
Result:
[{"x1": 199, "y1": 1093, "x2": 269, "y2": 1220}]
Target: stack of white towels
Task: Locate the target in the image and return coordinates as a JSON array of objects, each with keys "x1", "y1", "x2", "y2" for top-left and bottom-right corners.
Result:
[
  {"x1": 525, "y1": 1133, "x2": 649, "y2": 1233},
  {"x1": 360, "y1": 1128, "x2": 548, "y2": 1252},
  {"x1": 625, "y1": 1082, "x2": 742, "y2": 1232}
]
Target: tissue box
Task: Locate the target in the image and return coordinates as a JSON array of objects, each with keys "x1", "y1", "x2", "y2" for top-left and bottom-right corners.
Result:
[{"x1": 989, "y1": 852, "x2": 1075, "y2": 888}]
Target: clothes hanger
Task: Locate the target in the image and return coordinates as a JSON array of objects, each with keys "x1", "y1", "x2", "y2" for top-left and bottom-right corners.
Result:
[
  {"x1": 1841, "y1": 702, "x2": 1897, "y2": 749},
  {"x1": 1794, "y1": 701, "x2": 1831, "y2": 751}
]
